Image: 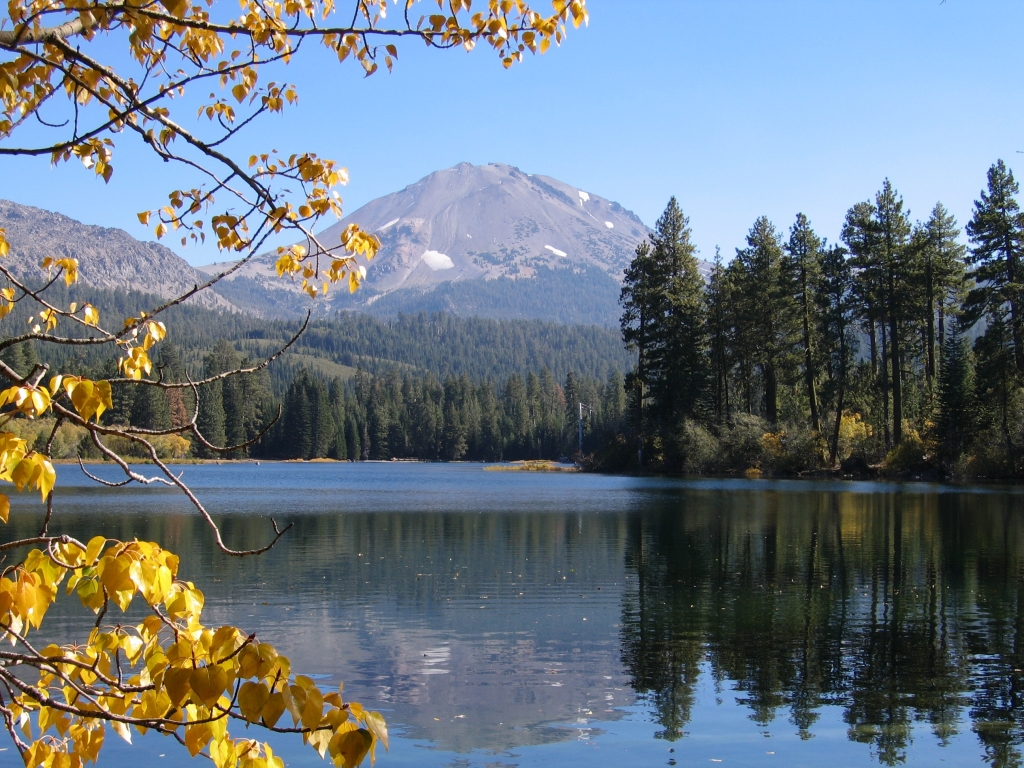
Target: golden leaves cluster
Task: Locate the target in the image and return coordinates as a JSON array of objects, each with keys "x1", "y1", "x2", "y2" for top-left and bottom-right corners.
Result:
[
  {"x1": 0, "y1": 539, "x2": 387, "y2": 768},
  {"x1": 0, "y1": 431, "x2": 56, "y2": 509},
  {"x1": 118, "y1": 315, "x2": 167, "y2": 380},
  {"x1": 0, "y1": 371, "x2": 115, "y2": 509}
]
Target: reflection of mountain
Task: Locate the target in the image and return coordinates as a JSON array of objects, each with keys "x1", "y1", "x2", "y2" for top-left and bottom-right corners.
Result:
[
  {"x1": 15, "y1": 467, "x2": 1024, "y2": 766},
  {"x1": 16, "y1": 468, "x2": 640, "y2": 753}
]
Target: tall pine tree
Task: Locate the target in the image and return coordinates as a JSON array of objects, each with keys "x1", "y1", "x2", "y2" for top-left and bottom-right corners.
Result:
[{"x1": 965, "y1": 159, "x2": 1024, "y2": 373}]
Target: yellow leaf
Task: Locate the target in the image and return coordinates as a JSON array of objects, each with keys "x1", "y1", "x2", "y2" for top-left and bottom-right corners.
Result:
[
  {"x1": 238, "y1": 680, "x2": 270, "y2": 723},
  {"x1": 329, "y1": 728, "x2": 372, "y2": 768},
  {"x1": 190, "y1": 664, "x2": 229, "y2": 708},
  {"x1": 0, "y1": 494, "x2": 8, "y2": 524},
  {"x1": 261, "y1": 691, "x2": 286, "y2": 728},
  {"x1": 111, "y1": 720, "x2": 132, "y2": 744},
  {"x1": 366, "y1": 710, "x2": 389, "y2": 752},
  {"x1": 163, "y1": 666, "x2": 193, "y2": 707},
  {"x1": 85, "y1": 535, "x2": 106, "y2": 564}
]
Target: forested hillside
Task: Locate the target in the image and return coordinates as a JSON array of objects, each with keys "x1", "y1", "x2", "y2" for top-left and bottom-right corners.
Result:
[
  {"x1": 0, "y1": 283, "x2": 632, "y2": 463},
  {"x1": 0, "y1": 282, "x2": 630, "y2": 388}
]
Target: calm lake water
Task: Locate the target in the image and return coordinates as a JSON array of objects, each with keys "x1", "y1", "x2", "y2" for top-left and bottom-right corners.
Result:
[{"x1": 5, "y1": 463, "x2": 1024, "y2": 767}]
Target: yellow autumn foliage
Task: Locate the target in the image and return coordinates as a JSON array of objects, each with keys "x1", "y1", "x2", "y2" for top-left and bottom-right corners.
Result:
[{"x1": 0, "y1": 0, "x2": 588, "y2": 764}]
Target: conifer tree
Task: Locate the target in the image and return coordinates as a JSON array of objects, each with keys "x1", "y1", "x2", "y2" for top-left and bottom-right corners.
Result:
[
  {"x1": 129, "y1": 379, "x2": 171, "y2": 431},
  {"x1": 815, "y1": 243, "x2": 856, "y2": 466},
  {"x1": 874, "y1": 180, "x2": 915, "y2": 446},
  {"x1": 620, "y1": 239, "x2": 658, "y2": 463},
  {"x1": 920, "y1": 203, "x2": 967, "y2": 381},
  {"x1": 564, "y1": 369, "x2": 579, "y2": 453},
  {"x1": 973, "y1": 313, "x2": 1017, "y2": 459},
  {"x1": 646, "y1": 198, "x2": 708, "y2": 426},
  {"x1": 785, "y1": 214, "x2": 823, "y2": 432},
  {"x1": 730, "y1": 216, "x2": 798, "y2": 426},
  {"x1": 843, "y1": 183, "x2": 915, "y2": 448},
  {"x1": 936, "y1": 327, "x2": 976, "y2": 463},
  {"x1": 704, "y1": 247, "x2": 731, "y2": 425},
  {"x1": 965, "y1": 159, "x2": 1024, "y2": 373}
]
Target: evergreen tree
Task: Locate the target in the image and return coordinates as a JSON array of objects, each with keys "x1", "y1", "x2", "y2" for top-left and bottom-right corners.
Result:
[
  {"x1": 935, "y1": 327, "x2": 976, "y2": 463},
  {"x1": 815, "y1": 244, "x2": 856, "y2": 466},
  {"x1": 129, "y1": 381, "x2": 171, "y2": 431},
  {"x1": 564, "y1": 370, "x2": 579, "y2": 454},
  {"x1": 729, "y1": 216, "x2": 798, "y2": 426},
  {"x1": 965, "y1": 159, "x2": 1024, "y2": 373},
  {"x1": 195, "y1": 341, "x2": 233, "y2": 455},
  {"x1": 646, "y1": 198, "x2": 708, "y2": 426},
  {"x1": 919, "y1": 203, "x2": 967, "y2": 382},
  {"x1": 974, "y1": 313, "x2": 1017, "y2": 459},
  {"x1": 785, "y1": 213, "x2": 823, "y2": 432},
  {"x1": 620, "y1": 239, "x2": 658, "y2": 464},
  {"x1": 843, "y1": 183, "x2": 916, "y2": 448},
  {"x1": 158, "y1": 343, "x2": 191, "y2": 429},
  {"x1": 704, "y1": 247, "x2": 731, "y2": 425},
  {"x1": 874, "y1": 180, "x2": 915, "y2": 447}
]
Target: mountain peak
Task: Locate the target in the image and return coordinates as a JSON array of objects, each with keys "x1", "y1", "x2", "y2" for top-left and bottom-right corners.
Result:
[{"x1": 195, "y1": 163, "x2": 656, "y2": 324}]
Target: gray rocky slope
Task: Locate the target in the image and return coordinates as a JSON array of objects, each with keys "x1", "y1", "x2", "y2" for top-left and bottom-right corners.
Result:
[
  {"x1": 198, "y1": 163, "x2": 701, "y2": 324},
  {"x1": 0, "y1": 199, "x2": 236, "y2": 311}
]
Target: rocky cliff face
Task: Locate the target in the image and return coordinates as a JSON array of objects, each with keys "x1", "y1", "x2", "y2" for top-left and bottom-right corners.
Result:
[{"x1": 0, "y1": 199, "x2": 236, "y2": 311}]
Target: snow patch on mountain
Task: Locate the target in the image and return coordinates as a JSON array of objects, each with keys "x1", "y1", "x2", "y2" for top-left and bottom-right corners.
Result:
[{"x1": 422, "y1": 250, "x2": 455, "y2": 270}]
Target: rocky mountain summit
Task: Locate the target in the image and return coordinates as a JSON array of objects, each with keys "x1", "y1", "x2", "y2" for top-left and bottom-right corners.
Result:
[
  {"x1": 1, "y1": 165, "x2": 708, "y2": 326},
  {"x1": 0, "y1": 199, "x2": 235, "y2": 311},
  {"x1": 199, "y1": 163, "x2": 660, "y2": 324}
]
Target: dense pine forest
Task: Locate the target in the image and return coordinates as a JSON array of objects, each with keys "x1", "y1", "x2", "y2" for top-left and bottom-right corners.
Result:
[
  {"x1": 0, "y1": 292, "x2": 630, "y2": 462},
  {"x1": 614, "y1": 160, "x2": 1024, "y2": 478}
]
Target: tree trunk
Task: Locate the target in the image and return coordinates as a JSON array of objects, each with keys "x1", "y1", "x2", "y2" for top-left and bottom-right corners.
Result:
[
  {"x1": 764, "y1": 362, "x2": 778, "y2": 426},
  {"x1": 880, "y1": 317, "x2": 891, "y2": 451},
  {"x1": 869, "y1": 319, "x2": 878, "y2": 376},
  {"x1": 801, "y1": 279, "x2": 820, "y2": 432},
  {"x1": 890, "y1": 314, "x2": 903, "y2": 447},
  {"x1": 829, "y1": 338, "x2": 846, "y2": 468}
]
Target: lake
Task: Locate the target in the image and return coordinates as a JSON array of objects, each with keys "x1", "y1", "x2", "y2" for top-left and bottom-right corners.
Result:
[{"x1": 5, "y1": 463, "x2": 1024, "y2": 767}]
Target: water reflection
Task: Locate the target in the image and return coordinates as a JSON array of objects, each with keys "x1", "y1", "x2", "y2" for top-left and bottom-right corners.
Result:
[
  {"x1": 622, "y1": 487, "x2": 1024, "y2": 766},
  {"x1": 3, "y1": 465, "x2": 1024, "y2": 766}
]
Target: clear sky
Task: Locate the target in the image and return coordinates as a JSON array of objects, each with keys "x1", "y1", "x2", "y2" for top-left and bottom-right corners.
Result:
[{"x1": 1, "y1": 0, "x2": 1022, "y2": 266}]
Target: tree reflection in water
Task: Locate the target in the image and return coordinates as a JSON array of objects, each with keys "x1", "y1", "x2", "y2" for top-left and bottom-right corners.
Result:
[{"x1": 620, "y1": 487, "x2": 1024, "y2": 767}]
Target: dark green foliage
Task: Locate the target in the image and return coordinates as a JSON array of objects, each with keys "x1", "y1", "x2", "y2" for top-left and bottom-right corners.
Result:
[
  {"x1": 729, "y1": 216, "x2": 799, "y2": 426},
  {"x1": 815, "y1": 243, "x2": 856, "y2": 466},
  {"x1": 965, "y1": 160, "x2": 1024, "y2": 372},
  {"x1": 785, "y1": 214, "x2": 823, "y2": 432},
  {"x1": 646, "y1": 199, "x2": 707, "y2": 426},
  {"x1": 607, "y1": 173, "x2": 1023, "y2": 478},
  {"x1": 619, "y1": 199, "x2": 708, "y2": 464},
  {"x1": 256, "y1": 365, "x2": 627, "y2": 463},
  {"x1": 935, "y1": 329, "x2": 976, "y2": 463}
]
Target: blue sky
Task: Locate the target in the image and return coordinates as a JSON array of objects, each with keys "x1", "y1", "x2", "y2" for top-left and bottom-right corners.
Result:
[{"x1": 1, "y1": 0, "x2": 1022, "y2": 265}]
